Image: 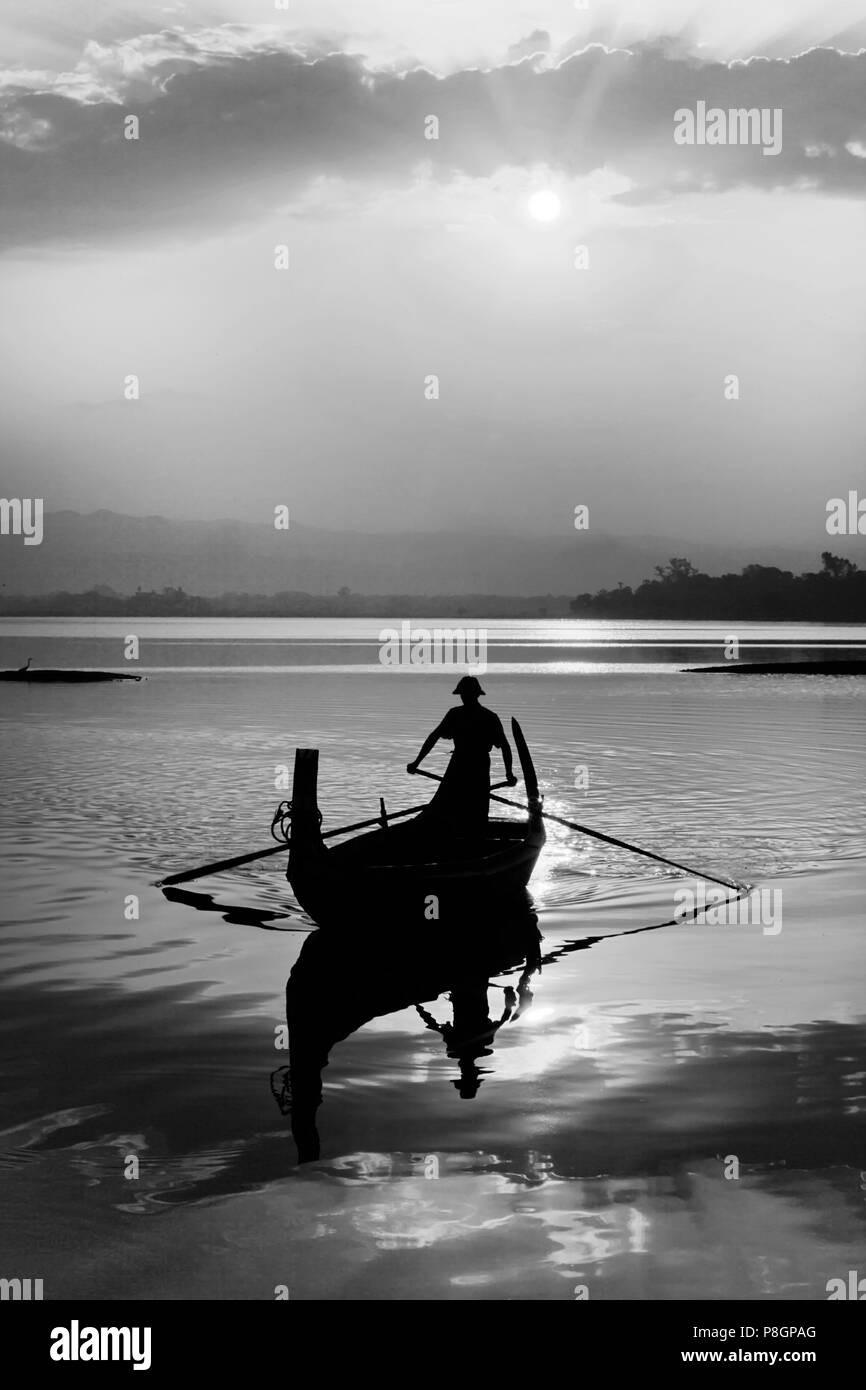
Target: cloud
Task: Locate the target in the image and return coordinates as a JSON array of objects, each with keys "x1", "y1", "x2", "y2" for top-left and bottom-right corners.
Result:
[
  {"x1": 0, "y1": 28, "x2": 865, "y2": 249},
  {"x1": 505, "y1": 30, "x2": 553, "y2": 65},
  {"x1": 0, "y1": 26, "x2": 312, "y2": 105}
]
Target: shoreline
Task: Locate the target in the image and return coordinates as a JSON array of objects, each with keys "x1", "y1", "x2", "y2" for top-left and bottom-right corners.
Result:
[{"x1": 686, "y1": 660, "x2": 866, "y2": 675}]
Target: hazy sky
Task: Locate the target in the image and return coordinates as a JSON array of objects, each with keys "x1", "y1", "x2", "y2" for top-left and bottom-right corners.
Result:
[{"x1": 1, "y1": 1, "x2": 865, "y2": 544}]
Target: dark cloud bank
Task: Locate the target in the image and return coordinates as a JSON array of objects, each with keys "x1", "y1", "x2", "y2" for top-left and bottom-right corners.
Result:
[{"x1": 1, "y1": 36, "x2": 865, "y2": 248}]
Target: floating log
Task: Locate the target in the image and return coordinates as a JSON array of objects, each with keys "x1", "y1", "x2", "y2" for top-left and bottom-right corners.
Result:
[{"x1": 0, "y1": 669, "x2": 142, "y2": 682}]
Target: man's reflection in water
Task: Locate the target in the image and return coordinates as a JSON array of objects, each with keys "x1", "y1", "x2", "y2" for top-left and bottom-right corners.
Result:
[
  {"x1": 273, "y1": 904, "x2": 542, "y2": 1162},
  {"x1": 415, "y1": 962, "x2": 538, "y2": 1099}
]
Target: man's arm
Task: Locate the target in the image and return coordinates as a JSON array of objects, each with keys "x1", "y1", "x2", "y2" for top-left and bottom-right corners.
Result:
[
  {"x1": 494, "y1": 718, "x2": 518, "y2": 785},
  {"x1": 407, "y1": 721, "x2": 447, "y2": 774},
  {"x1": 415, "y1": 1004, "x2": 445, "y2": 1034}
]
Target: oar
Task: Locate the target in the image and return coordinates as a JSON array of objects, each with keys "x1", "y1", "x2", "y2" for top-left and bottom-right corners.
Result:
[
  {"x1": 412, "y1": 768, "x2": 742, "y2": 892},
  {"x1": 157, "y1": 778, "x2": 515, "y2": 889},
  {"x1": 157, "y1": 800, "x2": 428, "y2": 889}
]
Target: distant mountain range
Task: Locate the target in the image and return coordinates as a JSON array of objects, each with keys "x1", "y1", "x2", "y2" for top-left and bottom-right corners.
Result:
[{"x1": 0, "y1": 510, "x2": 854, "y2": 598}]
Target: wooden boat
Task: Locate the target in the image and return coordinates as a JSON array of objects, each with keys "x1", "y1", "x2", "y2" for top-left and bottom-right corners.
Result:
[{"x1": 285, "y1": 718, "x2": 545, "y2": 928}]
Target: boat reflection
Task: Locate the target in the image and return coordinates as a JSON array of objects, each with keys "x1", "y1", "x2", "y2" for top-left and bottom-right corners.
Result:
[
  {"x1": 272, "y1": 895, "x2": 544, "y2": 1162},
  {"x1": 162, "y1": 879, "x2": 607, "y2": 1167}
]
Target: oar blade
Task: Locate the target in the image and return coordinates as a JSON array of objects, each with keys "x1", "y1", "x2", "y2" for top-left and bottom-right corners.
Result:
[{"x1": 511, "y1": 718, "x2": 540, "y2": 802}]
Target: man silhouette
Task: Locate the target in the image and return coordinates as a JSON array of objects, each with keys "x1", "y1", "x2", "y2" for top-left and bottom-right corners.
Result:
[{"x1": 407, "y1": 676, "x2": 517, "y2": 833}]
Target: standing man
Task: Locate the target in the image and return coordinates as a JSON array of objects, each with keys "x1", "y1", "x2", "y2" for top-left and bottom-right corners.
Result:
[{"x1": 407, "y1": 676, "x2": 517, "y2": 833}]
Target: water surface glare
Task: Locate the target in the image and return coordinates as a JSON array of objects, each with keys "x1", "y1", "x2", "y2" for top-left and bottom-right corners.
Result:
[{"x1": 0, "y1": 621, "x2": 864, "y2": 1299}]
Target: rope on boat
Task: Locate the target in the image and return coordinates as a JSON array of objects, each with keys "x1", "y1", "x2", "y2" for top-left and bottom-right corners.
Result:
[
  {"x1": 270, "y1": 799, "x2": 322, "y2": 845},
  {"x1": 270, "y1": 800, "x2": 293, "y2": 843}
]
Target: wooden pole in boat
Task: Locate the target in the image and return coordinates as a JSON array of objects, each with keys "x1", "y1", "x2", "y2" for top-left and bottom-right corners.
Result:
[{"x1": 412, "y1": 768, "x2": 744, "y2": 892}]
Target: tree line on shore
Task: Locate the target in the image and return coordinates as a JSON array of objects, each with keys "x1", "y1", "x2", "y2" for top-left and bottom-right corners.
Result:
[
  {"x1": 0, "y1": 554, "x2": 861, "y2": 619},
  {"x1": 569, "y1": 553, "x2": 864, "y2": 621},
  {"x1": 0, "y1": 586, "x2": 568, "y2": 618}
]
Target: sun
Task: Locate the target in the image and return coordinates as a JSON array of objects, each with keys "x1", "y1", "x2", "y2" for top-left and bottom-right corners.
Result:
[{"x1": 527, "y1": 190, "x2": 561, "y2": 223}]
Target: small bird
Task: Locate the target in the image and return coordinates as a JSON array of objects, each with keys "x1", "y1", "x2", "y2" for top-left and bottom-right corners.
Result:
[{"x1": 18, "y1": 656, "x2": 32, "y2": 673}]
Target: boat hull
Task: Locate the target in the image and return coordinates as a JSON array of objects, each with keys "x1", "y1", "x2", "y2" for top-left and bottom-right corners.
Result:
[{"x1": 288, "y1": 814, "x2": 545, "y2": 929}]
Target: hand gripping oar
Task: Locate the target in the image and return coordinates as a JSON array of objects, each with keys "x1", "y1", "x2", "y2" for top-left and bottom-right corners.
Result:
[{"x1": 412, "y1": 769, "x2": 743, "y2": 893}]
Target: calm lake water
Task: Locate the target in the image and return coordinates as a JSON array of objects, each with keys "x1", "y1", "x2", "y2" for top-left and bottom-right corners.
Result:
[{"x1": 0, "y1": 620, "x2": 864, "y2": 1300}]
